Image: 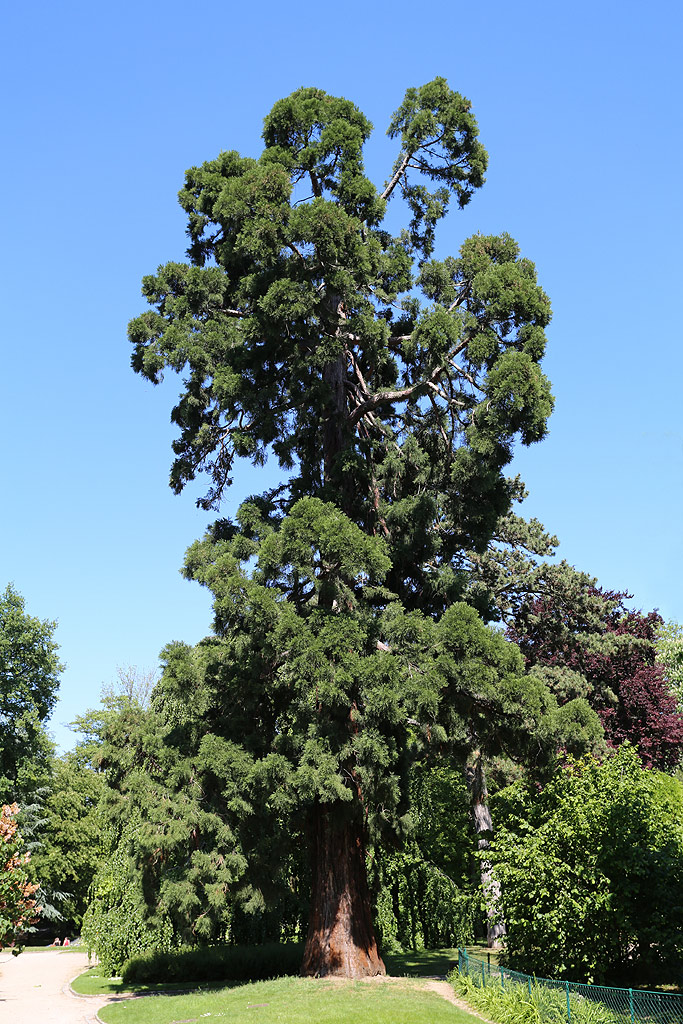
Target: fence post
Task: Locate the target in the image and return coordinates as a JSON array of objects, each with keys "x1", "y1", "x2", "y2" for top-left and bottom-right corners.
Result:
[
  {"x1": 629, "y1": 988, "x2": 635, "y2": 1024},
  {"x1": 500, "y1": 965, "x2": 504, "y2": 990},
  {"x1": 528, "y1": 976, "x2": 532, "y2": 998},
  {"x1": 566, "y1": 981, "x2": 571, "y2": 1024},
  {"x1": 482, "y1": 960, "x2": 486, "y2": 987}
]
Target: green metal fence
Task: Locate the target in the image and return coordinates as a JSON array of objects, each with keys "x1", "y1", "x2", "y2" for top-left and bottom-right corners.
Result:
[{"x1": 457, "y1": 949, "x2": 683, "y2": 1024}]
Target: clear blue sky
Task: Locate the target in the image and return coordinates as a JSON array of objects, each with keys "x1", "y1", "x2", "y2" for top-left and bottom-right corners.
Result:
[{"x1": 2, "y1": 0, "x2": 681, "y2": 752}]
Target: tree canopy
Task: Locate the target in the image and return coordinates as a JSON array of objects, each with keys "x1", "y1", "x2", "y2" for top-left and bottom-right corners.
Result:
[
  {"x1": 129, "y1": 78, "x2": 552, "y2": 586},
  {"x1": 490, "y1": 746, "x2": 683, "y2": 983},
  {"x1": 507, "y1": 583, "x2": 683, "y2": 770},
  {"x1": 0, "y1": 584, "x2": 62, "y2": 804}
]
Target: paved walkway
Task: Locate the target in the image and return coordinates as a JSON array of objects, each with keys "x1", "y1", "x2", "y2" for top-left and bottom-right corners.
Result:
[{"x1": 0, "y1": 949, "x2": 115, "y2": 1024}]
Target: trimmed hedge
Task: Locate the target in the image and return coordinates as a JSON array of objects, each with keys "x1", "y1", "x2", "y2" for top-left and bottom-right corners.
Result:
[{"x1": 121, "y1": 941, "x2": 303, "y2": 986}]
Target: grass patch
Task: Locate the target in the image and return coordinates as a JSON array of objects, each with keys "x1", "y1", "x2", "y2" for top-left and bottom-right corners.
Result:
[
  {"x1": 463, "y1": 943, "x2": 503, "y2": 964},
  {"x1": 74, "y1": 946, "x2": 463, "y2": 997},
  {"x1": 71, "y1": 966, "x2": 126, "y2": 996},
  {"x1": 98, "y1": 975, "x2": 481, "y2": 1024}
]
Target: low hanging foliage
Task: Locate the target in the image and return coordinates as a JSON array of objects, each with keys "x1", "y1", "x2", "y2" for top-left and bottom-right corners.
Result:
[
  {"x1": 81, "y1": 812, "x2": 176, "y2": 974},
  {"x1": 371, "y1": 762, "x2": 478, "y2": 952}
]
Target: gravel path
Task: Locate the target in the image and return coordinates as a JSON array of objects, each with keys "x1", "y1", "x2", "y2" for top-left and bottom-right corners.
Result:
[{"x1": 0, "y1": 949, "x2": 116, "y2": 1024}]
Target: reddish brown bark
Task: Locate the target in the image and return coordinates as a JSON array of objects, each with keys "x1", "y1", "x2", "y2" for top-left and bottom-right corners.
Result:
[{"x1": 301, "y1": 804, "x2": 385, "y2": 978}]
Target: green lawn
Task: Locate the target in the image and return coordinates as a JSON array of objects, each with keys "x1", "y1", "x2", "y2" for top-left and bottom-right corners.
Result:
[
  {"x1": 462, "y1": 944, "x2": 503, "y2": 964},
  {"x1": 98, "y1": 975, "x2": 478, "y2": 1024},
  {"x1": 72, "y1": 947, "x2": 465, "y2": 997}
]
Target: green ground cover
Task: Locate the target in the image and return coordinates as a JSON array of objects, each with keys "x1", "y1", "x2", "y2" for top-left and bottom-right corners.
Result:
[
  {"x1": 451, "y1": 969, "x2": 621, "y2": 1024},
  {"x1": 97, "y1": 976, "x2": 478, "y2": 1024}
]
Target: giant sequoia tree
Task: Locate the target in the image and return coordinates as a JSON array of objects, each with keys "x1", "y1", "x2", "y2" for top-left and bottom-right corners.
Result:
[{"x1": 129, "y1": 80, "x2": 557, "y2": 976}]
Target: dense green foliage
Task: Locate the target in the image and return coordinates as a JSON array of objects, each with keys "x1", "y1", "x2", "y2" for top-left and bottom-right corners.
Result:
[
  {"x1": 372, "y1": 764, "x2": 477, "y2": 951},
  {"x1": 489, "y1": 746, "x2": 683, "y2": 983},
  {"x1": 30, "y1": 751, "x2": 104, "y2": 930},
  {"x1": 656, "y1": 620, "x2": 683, "y2": 713},
  {"x1": 111, "y1": 77, "x2": 570, "y2": 973},
  {"x1": 122, "y1": 941, "x2": 304, "y2": 985},
  {"x1": 82, "y1": 810, "x2": 176, "y2": 973},
  {"x1": 0, "y1": 584, "x2": 62, "y2": 804},
  {"x1": 91, "y1": 536, "x2": 597, "y2": 966}
]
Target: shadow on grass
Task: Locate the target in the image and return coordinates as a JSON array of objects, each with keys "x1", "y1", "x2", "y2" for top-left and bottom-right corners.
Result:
[
  {"x1": 71, "y1": 965, "x2": 241, "y2": 998},
  {"x1": 383, "y1": 948, "x2": 460, "y2": 977}
]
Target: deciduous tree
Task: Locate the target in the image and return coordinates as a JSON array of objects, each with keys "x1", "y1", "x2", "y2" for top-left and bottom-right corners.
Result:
[
  {"x1": 0, "y1": 584, "x2": 62, "y2": 804},
  {"x1": 655, "y1": 620, "x2": 683, "y2": 714},
  {"x1": 508, "y1": 584, "x2": 683, "y2": 770},
  {"x1": 489, "y1": 747, "x2": 683, "y2": 983},
  {"x1": 0, "y1": 803, "x2": 40, "y2": 950},
  {"x1": 31, "y1": 752, "x2": 104, "y2": 931}
]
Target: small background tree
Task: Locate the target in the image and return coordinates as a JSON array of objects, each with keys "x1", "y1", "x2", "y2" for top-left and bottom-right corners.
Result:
[{"x1": 0, "y1": 803, "x2": 40, "y2": 950}]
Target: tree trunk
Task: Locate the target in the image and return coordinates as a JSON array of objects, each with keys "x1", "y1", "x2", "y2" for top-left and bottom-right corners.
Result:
[
  {"x1": 302, "y1": 298, "x2": 383, "y2": 978},
  {"x1": 322, "y1": 353, "x2": 346, "y2": 486},
  {"x1": 301, "y1": 803, "x2": 385, "y2": 977},
  {"x1": 467, "y1": 752, "x2": 506, "y2": 948}
]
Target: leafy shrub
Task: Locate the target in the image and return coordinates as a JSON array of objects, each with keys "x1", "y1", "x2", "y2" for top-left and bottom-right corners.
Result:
[
  {"x1": 489, "y1": 747, "x2": 683, "y2": 983},
  {"x1": 122, "y1": 941, "x2": 303, "y2": 986},
  {"x1": 450, "y1": 969, "x2": 621, "y2": 1024}
]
